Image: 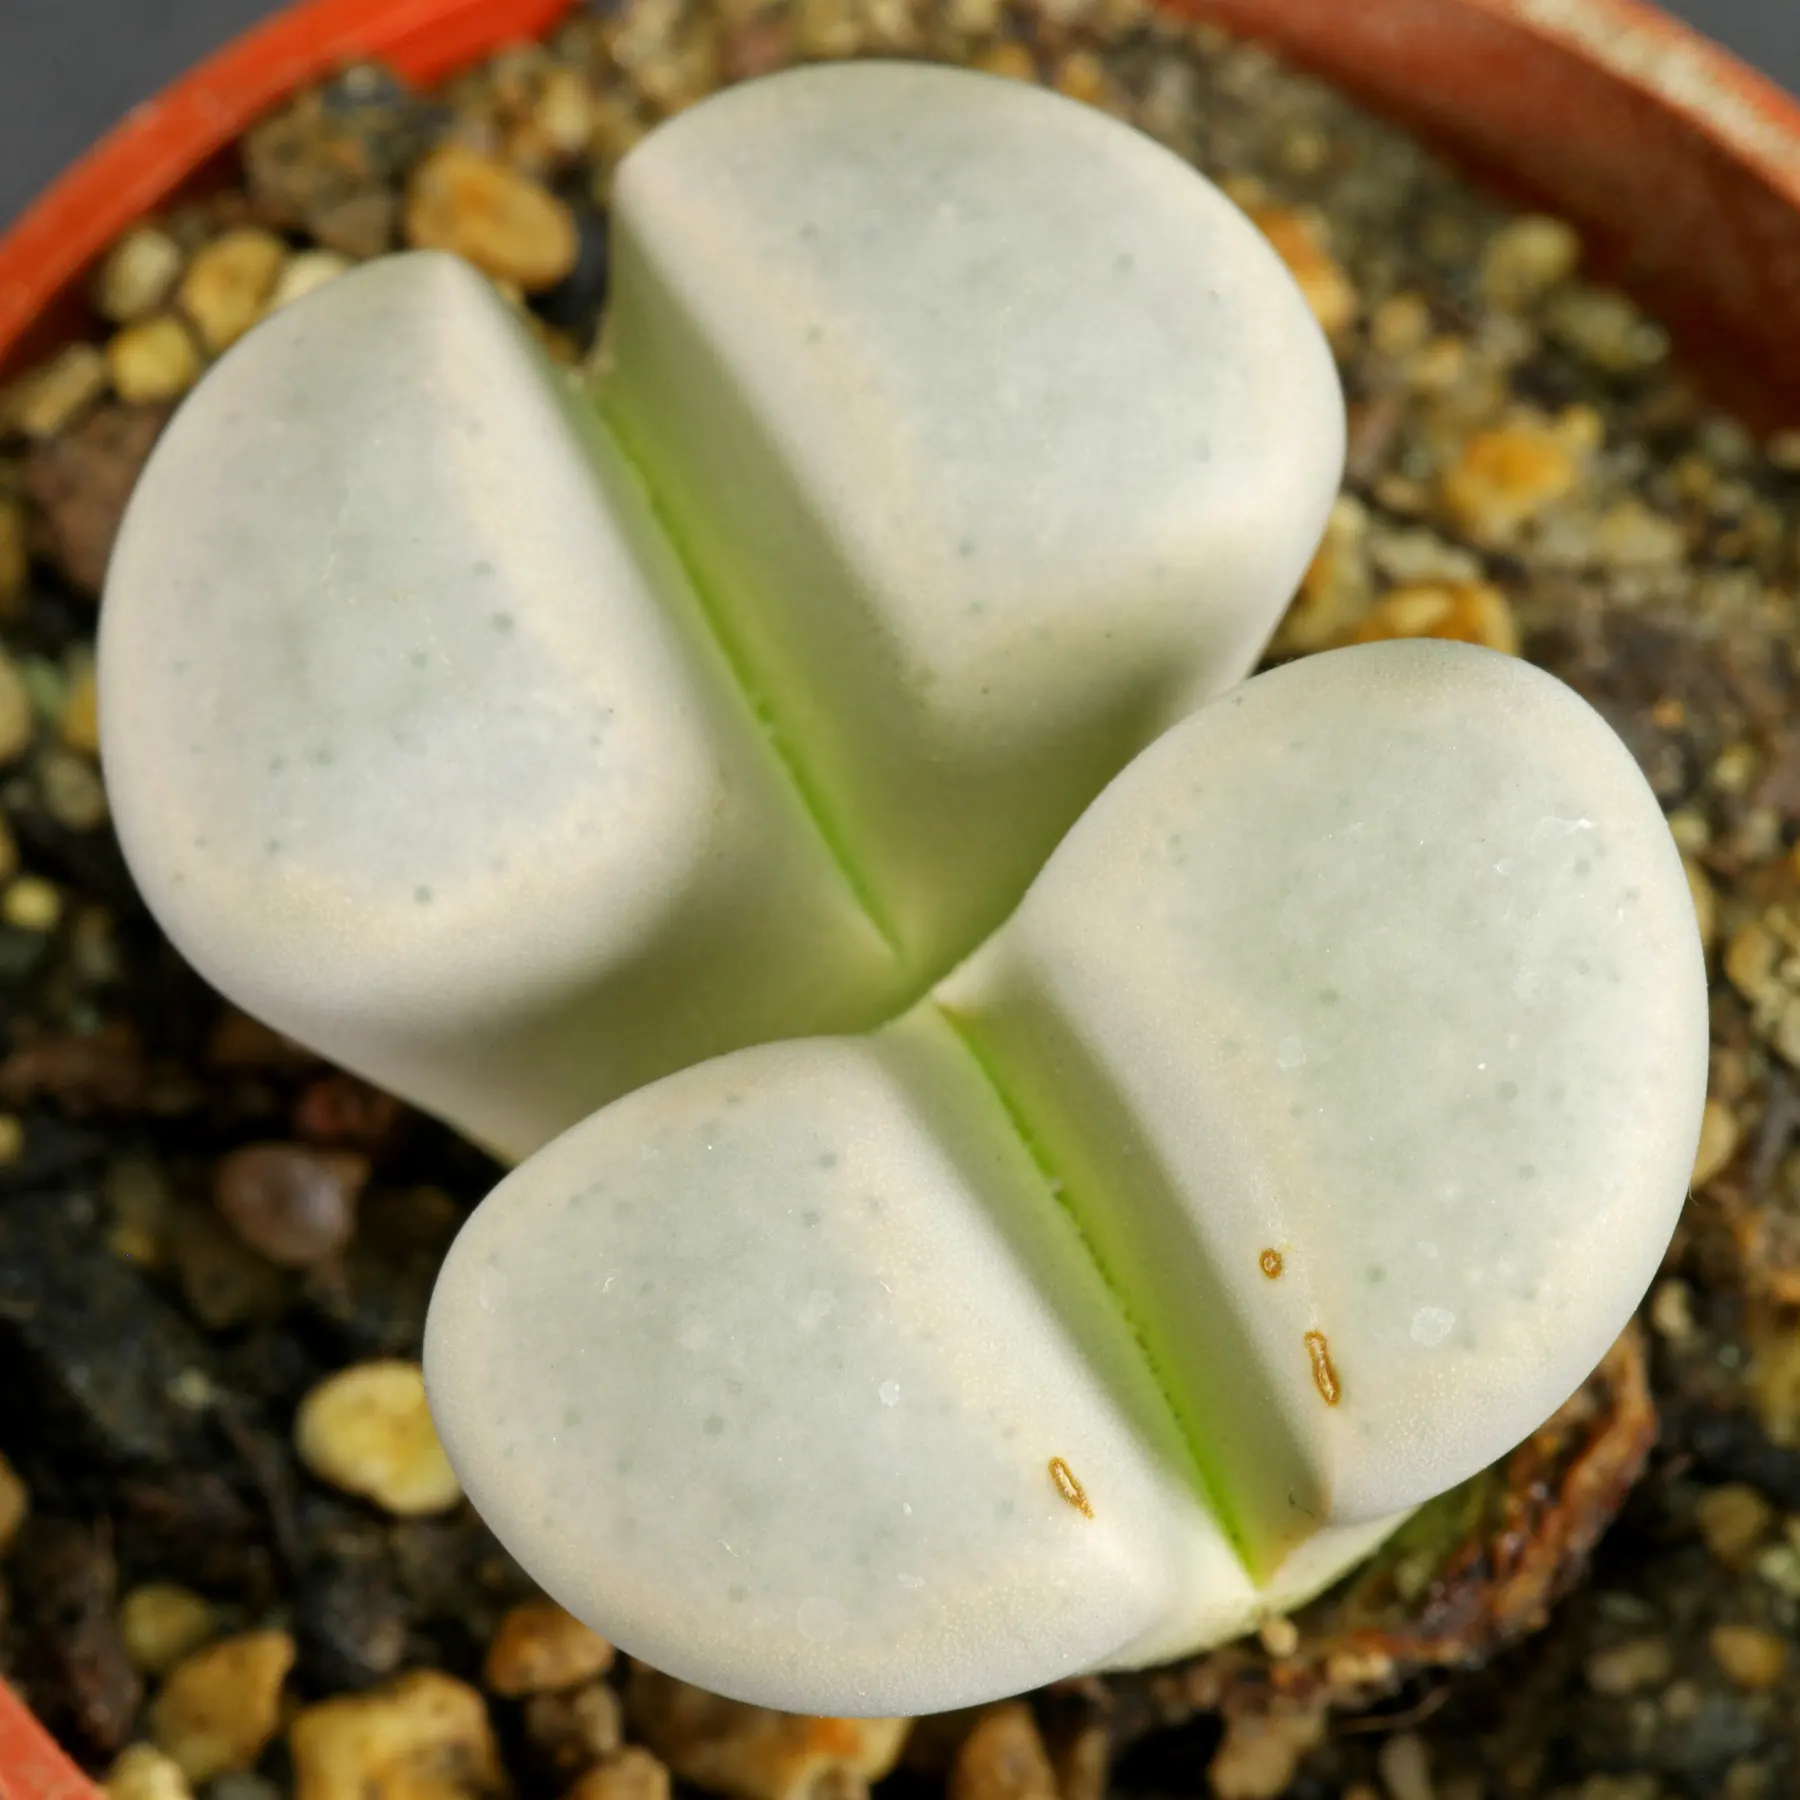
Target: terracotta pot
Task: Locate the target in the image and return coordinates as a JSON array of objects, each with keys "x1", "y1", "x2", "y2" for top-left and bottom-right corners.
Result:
[
  {"x1": 0, "y1": 1679, "x2": 100, "y2": 1800},
  {"x1": 0, "y1": 0, "x2": 1795, "y2": 1789},
  {"x1": 2, "y1": 0, "x2": 1798, "y2": 410}
]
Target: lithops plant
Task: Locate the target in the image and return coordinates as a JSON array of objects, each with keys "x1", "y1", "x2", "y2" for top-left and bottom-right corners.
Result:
[
  {"x1": 425, "y1": 640, "x2": 1706, "y2": 1715},
  {"x1": 97, "y1": 60, "x2": 1708, "y2": 1721},
  {"x1": 99, "y1": 62, "x2": 1340, "y2": 1163}
]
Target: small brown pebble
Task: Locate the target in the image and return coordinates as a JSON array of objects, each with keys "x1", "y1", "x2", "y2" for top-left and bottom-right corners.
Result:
[
  {"x1": 1722, "y1": 1762, "x2": 1770, "y2": 1800},
  {"x1": 1725, "y1": 910, "x2": 1800, "y2": 1069},
  {"x1": 295, "y1": 1359, "x2": 463, "y2": 1515},
  {"x1": 1714, "y1": 742, "x2": 1759, "y2": 794},
  {"x1": 627, "y1": 1665, "x2": 911, "y2": 1800},
  {"x1": 1708, "y1": 1623, "x2": 1787, "y2": 1690},
  {"x1": 7, "y1": 343, "x2": 108, "y2": 438},
  {"x1": 25, "y1": 401, "x2": 168, "y2": 595},
  {"x1": 1208, "y1": 1707, "x2": 1325, "y2": 1800},
  {"x1": 215, "y1": 1141, "x2": 369, "y2": 1268},
  {"x1": 564, "y1": 1749, "x2": 672, "y2": 1800},
  {"x1": 1726, "y1": 919, "x2": 1779, "y2": 1007},
  {"x1": 293, "y1": 1071, "x2": 404, "y2": 1149},
  {"x1": 94, "y1": 227, "x2": 186, "y2": 324},
  {"x1": 1756, "y1": 1537, "x2": 1800, "y2": 1599},
  {"x1": 107, "y1": 316, "x2": 203, "y2": 406},
  {"x1": 535, "y1": 65, "x2": 597, "y2": 158},
  {"x1": 1697, "y1": 1485, "x2": 1775, "y2": 1568},
  {"x1": 118, "y1": 1583, "x2": 219, "y2": 1676},
  {"x1": 0, "y1": 652, "x2": 35, "y2": 765},
  {"x1": 1544, "y1": 285, "x2": 1669, "y2": 373},
  {"x1": 1662, "y1": 1678, "x2": 1702, "y2": 1723},
  {"x1": 150, "y1": 1629, "x2": 294, "y2": 1782},
  {"x1": 178, "y1": 229, "x2": 289, "y2": 353},
  {"x1": 40, "y1": 748, "x2": 110, "y2": 832},
  {"x1": 1347, "y1": 579, "x2": 1519, "y2": 656},
  {"x1": 104, "y1": 1745, "x2": 195, "y2": 1800},
  {"x1": 524, "y1": 1680, "x2": 624, "y2": 1775},
  {"x1": 721, "y1": 15, "x2": 795, "y2": 84},
  {"x1": 3, "y1": 876, "x2": 63, "y2": 934},
  {"x1": 1747, "y1": 1310, "x2": 1800, "y2": 1435},
  {"x1": 972, "y1": 42, "x2": 1038, "y2": 82},
  {"x1": 1684, "y1": 857, "x2": 1717, "y2": 957},
  {"x1": 1585, "y1": 1635, "x2": 1673, "y2": 1695},
  {"x1": 1053, "y1": 51, "x2": 1110, "y2": 108},
  {"x1": 948, "y1": 1704, "x2": 1056, "y2": 1800},
  {"x1": 1368, "y1": 524, "x2": 1483, "y2": 586},
  {"x1": 1650, "y1": 1279, "x2": 1697, "y2": 1344},
  {"x1": 271, "y1": 249, "x2": 354, "y2": 311},
  {"x1": 405, "y1": 144, "x2": 578, "y2": 291},
  {"x1": 1376, "y1": 1732, "x2": 1434, "y2": 1800},
  {"x1": 310, "y1": 190, "x2": 400, "y2": 261},
  {"x1": 486, "y1": 1598, "x2": 615, "y2": 1696},
  {"x1": 1248, "y1": 205, "x2": 1358, "y2": 341},
  {"x1": 786, "y1": 0, "x2": 859, "y2": 57},
  {"x1": 1441, "y1": 410, "x2": 1596, "y2": 547},
  {"x1": 1370, "y1": 292, "x2": 1432, "y2": 358},
  {"x1": 1273, "y1": 495, "x2": 1372, "y2": 653},
  {"x1": 290, "y1": 1669, "x2": 506, "y2": 1800},
  {"x1": 0, "y1": 1447, "x2": 27, "y2": 1553},
  {"x1": 1479, "y1": 214, "x2": 1581, "y2": 307},
  {"x1": 1323, "y1": 1645, "x2": 1397, "y2": 1691},
  {"x1": 1052, "y1": 1722, "x2": 1109, "y2": 1800},
  {"x1": 61, "y1": 660, "x2": 100, "y2": 757},
  {"x1": 0, "y1": 493, "x2": 27, "y2": 611},
  {"x1": 1593, "y1": 498, "x2": 1685, "y2": 568},
  {"x1": 1690, "y1": 1099, "x2": 1741, "y2": 1190},
  {"x1": 1669, "y1": 807, "x2": 1708, "y2": 854}
]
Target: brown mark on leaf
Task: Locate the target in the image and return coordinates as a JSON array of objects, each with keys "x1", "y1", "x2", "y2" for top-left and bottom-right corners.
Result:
[
  {"x1": 1305, "y1": 1331, "x2": 1341, "y2": 1405},
  {"x1": 1049, "y1": 1457, "x2": 1093, "y2": 1518},
  {"x1": 1260, "y1": 1248, "x2": 1284, "y2": 1279}
]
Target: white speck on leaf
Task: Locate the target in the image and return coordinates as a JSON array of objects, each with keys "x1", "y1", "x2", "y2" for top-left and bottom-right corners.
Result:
[{"x1": 1411, "y1": 1306, "x2": 1456, "y2": 1346}]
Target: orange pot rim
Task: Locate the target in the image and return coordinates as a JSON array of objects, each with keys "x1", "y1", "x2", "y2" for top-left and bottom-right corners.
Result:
[
  {"x1": 0, "y1": 1678, "x2": 102, "y2": 1800},
  {"x1": 0, "y1": 0, "x2": 579, "y2": 378},
  {"x1": 3, "y1": 0, "x2": 1800, "y2": 384}
]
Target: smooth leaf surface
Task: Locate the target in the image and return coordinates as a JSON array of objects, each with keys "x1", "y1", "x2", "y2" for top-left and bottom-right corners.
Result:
[
  {"x1": 425, "y1": 641, "x2": 1707, "y2": 1715},
  {"x1": 100, "y1": 65, "x2": 1341, "y2": 1159}
]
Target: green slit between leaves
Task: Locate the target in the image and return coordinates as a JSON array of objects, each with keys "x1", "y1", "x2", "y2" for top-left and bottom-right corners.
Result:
[
  {"x1": 931, "y1": 1002, "x2": 1253, "y2": 1568},
  {"x1": 594, "y1": 395, "x2": 904, "y2": 961}
]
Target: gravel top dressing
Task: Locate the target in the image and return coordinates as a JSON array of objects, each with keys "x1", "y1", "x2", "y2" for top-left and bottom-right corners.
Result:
[{"x1": 2, "y1": 1, "x2": 1799, "y2": 1797}]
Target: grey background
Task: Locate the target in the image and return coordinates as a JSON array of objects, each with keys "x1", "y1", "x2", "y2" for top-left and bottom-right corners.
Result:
[{"x1": 0, "y1": 0, "x2": 1796, "y2": 230}]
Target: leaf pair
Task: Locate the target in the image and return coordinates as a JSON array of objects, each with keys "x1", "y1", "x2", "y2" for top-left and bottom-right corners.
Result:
[{"x1": 100, "y1": 64, "x2": 1706, "y2": 1716}]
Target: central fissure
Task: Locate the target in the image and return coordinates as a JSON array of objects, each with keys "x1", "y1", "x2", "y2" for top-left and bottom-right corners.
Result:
[
  {"x1": 930, "y1": 1003, "x2": 1253, "y2": 1563},
  {"x1": 589, "y1": 387, "x2": 1254, "y2": 1567},
  {"x1": 595, "y1": 396, "x2": 905, "y2": 960}
]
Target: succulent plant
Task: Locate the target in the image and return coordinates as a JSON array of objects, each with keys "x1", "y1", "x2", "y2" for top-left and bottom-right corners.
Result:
[
  {"x1": 425, "y1": 639, "x2": 1705, "y2": 1715},
  {"x1": 100, "y1": 63, "x2": 1706, "y2": 1719},
  {"x1": 101, "y1": 63, "x2": 1339, "y2": 1163}
]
